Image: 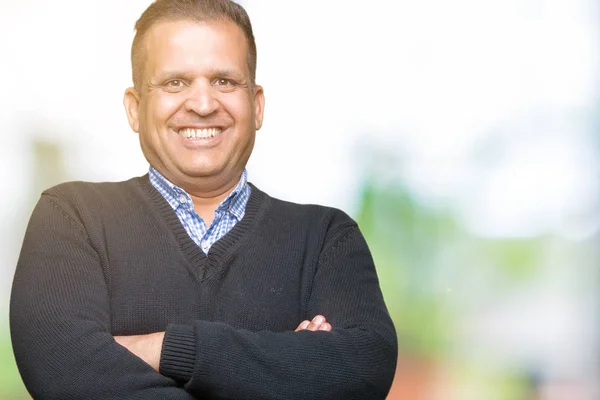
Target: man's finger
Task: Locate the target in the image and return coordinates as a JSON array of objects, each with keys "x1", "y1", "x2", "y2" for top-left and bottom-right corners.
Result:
[
  {"x1": 294, "y1": 320, "x2": 310, "y2": 332},
  {"x1": 305, "y1": 315, "x2": 325, "y2": 331},
  {"x1": 319, "y1": 322, "x2": 332, "y2": 331}
]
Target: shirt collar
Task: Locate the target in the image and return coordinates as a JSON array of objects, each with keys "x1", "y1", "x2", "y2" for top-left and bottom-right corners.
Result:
[
  {"x1": 149, "y1": 167, "x2": 249, "y2": 220},
  {"x1": 216, "y1": 169, "x2": 249, "y2": 221}
]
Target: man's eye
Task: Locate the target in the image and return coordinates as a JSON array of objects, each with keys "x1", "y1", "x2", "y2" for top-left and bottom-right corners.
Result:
[
  {"x1": 216, "y1": 78, "x2": 232, "y2": 86},
  {"x1": 166, "y1": 80, "x2": 184, "y2": 87}
]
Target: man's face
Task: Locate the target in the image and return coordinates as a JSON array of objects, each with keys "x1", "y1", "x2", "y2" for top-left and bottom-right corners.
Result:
[{"x1": 124, "y1": 20, "x2": 264, "y2": 192}]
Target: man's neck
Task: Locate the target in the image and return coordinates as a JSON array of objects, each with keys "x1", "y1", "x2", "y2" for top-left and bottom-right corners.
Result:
[
  {"x1": 153, "y1": 168, "x2": 244, "y2": 227},
  {"x1": 188, "y1": 189, "x2": 234, "y2": 227}
]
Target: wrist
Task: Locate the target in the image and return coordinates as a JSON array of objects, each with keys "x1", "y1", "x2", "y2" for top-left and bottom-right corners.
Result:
[{"x1": 159, "y1": 324, "x2": 196, "y2": 383}]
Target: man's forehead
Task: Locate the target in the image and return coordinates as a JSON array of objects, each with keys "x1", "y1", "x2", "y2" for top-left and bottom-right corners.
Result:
[{"x1": 141, "y1": 20, "x2": 249, "y2": 77}]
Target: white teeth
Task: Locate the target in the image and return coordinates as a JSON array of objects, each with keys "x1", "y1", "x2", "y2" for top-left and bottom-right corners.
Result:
[{"x1": 178, "y1": 128, "x2": 223, "y2": 139}]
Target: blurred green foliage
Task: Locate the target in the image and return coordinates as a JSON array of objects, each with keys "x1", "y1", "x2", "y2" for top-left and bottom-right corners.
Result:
[
  {"x1": 356, "y1": 180, "x2": 458, "y2": 358},
  {"x1": 0, "y1": 327, "x2": 29, "y2": 399},
  {"x1": 356, "y1": 177, "x2": 544, "y2": 371}
]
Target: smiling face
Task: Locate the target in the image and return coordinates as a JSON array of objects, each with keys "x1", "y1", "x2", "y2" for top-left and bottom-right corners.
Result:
[{"x1": 124, "y1": 20, "x2": 264, "y2": 195}]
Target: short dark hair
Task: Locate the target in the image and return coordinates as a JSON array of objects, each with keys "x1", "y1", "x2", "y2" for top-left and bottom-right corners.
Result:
[{"x1": 131, "y1": 0, "x2": 257, "y2": 92}]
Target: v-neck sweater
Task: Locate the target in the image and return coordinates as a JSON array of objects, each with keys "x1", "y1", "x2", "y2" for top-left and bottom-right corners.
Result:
[{"x1": 10, "y1": 175, "x2": 397, "y2": 400}]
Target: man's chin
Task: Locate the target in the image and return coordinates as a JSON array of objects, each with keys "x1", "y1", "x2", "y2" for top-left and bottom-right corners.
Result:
[
  {"x1": 179, "y1": 165, "x2": 223, "y2": 179},
  {"x1": 173, "y1": 164, "x2": 236, "y2": 184}
]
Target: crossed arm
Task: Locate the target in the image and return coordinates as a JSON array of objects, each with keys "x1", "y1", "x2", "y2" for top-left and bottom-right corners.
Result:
[{"x1": 114, "y1": 315, "x2": 333, "y2": 372}]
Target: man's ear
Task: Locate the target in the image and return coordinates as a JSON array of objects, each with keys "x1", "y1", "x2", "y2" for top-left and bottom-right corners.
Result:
[
  {"x1": 123, "y1": 87, "x2": 141, "y2": 133},
  {"x1": 253, "y1": 85, "x2": 265, "y2": 130}
]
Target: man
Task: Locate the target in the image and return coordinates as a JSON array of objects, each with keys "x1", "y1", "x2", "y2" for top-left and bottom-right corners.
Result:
[{"x1": 10, "y1": 0, "x2": 397, "y2": 399}]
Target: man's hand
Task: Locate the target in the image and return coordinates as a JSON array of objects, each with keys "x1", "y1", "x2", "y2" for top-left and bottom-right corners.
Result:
[
  {"x1": 114, "y1": 331, "x2": 165, "y2": 372},
  {"x1": 295, "y1": 315, "x2": 332, "y2": 332}
]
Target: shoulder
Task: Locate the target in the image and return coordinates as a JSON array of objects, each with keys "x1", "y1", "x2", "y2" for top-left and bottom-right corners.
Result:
[
  {"x1": 43, "y1": 176, "x2": 146, "y2": 201},
  {"x1": 250, "y1": 184, "x2": 358, "y2": 242},
  {"x1": 39, "y1": 176, "x2": 150, "y2": 218}
]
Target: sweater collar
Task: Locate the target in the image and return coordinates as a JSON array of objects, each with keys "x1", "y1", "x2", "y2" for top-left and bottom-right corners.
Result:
[{"x1": 140, "y1": 175, "x2": 270, "y2": 278}]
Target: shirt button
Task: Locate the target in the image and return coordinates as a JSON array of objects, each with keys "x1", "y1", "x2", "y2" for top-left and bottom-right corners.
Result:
[
  {"x1": 201, "y1": 240, "x2": 209, "y2": 251},
  {"x1": 178, "y1": 193, "x2": 187, "y2": 204}
]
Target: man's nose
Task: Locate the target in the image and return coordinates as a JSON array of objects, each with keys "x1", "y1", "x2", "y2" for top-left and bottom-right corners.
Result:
[{"x1": 184, "y1": 80, "x2": 219, "y2": 116}]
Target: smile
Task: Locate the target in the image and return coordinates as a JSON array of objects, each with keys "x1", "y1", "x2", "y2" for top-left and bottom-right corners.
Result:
[{"x1": 178, "y1": 127, "x2": 223, "y2": 139}]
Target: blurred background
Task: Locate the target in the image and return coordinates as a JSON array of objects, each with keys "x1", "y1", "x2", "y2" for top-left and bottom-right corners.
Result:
[{"x1": 1, "y1": 0, "x2": 598, "y2": 398}]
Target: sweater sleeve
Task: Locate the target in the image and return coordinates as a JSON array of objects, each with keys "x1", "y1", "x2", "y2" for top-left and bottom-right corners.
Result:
[
  {"x1": 159, "y1": 223, "x2": 398, "y2": 400},
  {"x1": 10, "y1": 195, "x2": 194, "y2": 400}
]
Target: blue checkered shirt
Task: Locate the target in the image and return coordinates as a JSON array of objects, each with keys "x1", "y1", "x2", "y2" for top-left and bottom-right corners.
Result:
[{"x1": 149, "y1": 167, "x2": 251, "y2": 255}]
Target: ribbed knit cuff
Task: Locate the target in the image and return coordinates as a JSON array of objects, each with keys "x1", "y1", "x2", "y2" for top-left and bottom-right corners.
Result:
[{"x1": 159, "y1": 323, "x2": 196, "y2": 383}]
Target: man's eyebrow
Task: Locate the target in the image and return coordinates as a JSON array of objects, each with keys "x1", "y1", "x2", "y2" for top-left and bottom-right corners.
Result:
[
  {"x1": 152, "y1": 70, "x2": 195, "y2": 82},
  {"x1": 151, "y1": 69, "x2": 246, "y2": 82},
  {"x1": 208, "y1": 68, "x2": 245, "y2": 80}
]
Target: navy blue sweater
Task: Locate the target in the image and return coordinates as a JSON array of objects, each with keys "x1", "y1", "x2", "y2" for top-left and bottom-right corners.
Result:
[{"x1": 10, "y1": 176, "x2": 397, "y2": 399}]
